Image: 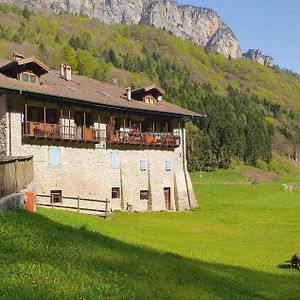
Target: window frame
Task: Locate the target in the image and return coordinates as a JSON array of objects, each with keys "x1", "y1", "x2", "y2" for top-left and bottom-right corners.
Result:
[
  {"x1": 50, "y1": 190, "x2": 62, "y2": 203},
  {"x1": 140, "y1": 190, "x2": 149, "y2": 201},
  {"x1": 111, "y1": 187, "x2": 120, "y2": 199}
]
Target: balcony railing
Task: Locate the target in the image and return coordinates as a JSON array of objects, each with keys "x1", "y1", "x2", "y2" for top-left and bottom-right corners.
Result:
[
  {"x1": 108, "y1": 130, "x2": 180, "y2": 147},
  {"x1": 22, "y1": 122, "x2": 180, "y2": 147},
  {"x1": 23, "y1": 121, "x2": 106, "y2": 143}
]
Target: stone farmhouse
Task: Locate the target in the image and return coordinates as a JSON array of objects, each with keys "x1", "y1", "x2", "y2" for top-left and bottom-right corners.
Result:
[{"x1": 0, "y1": 53, "x2": 200, "y2": 212}]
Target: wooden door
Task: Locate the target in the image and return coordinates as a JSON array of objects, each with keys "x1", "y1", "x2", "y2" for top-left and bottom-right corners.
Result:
[{"x1": 164, "y1": 188, "x2": 171, "y2": 210}]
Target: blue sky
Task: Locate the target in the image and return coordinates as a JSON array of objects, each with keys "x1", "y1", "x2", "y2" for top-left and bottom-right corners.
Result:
[{"x1": 178, "y1": 0, "x2": 300, "y2": 73}]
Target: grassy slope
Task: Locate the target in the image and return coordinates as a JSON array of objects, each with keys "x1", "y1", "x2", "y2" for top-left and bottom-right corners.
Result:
[
  {"x1": 1, "y1": 9, "x2": 300, "y2": 109},
  {"x1": 1, "y1": 165, "x2": 300, "y2": 299}
]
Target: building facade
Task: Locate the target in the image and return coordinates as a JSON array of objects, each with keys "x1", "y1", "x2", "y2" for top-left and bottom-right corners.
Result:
[{"x1": 0, "y1": 54, "x2": 200, "y2": 212}]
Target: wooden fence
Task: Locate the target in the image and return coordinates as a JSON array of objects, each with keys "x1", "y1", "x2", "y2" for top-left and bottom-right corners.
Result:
[
  {"x1": 36, "y1": 194, "x2": 110, "y2": 218},
  {"x1": 0, "y1": 156, "x2": 33, "y2": 198}
]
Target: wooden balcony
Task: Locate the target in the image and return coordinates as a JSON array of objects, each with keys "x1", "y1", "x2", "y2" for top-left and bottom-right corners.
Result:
[
  {"x1": 23, "y1": 121, "x2": 106, "y2": 143},
  {"x1": 108, "y1": 130, "x2": 180, "y2": 147}
]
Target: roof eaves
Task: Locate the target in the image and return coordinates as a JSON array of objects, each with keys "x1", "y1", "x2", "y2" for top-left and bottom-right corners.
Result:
[{"x1": 0, "y1": 85, "x2": 200, "y2": 118}]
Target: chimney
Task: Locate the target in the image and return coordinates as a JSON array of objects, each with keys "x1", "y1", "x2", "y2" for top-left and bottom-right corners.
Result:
[
  {"x1": 13, "y1": 51, "x2": 25, "y2": 61},
  {"x1": 126, "y1": 87, "x2": 132, "y2": 101},
  {"x1": 60, "y1": 63, "x2": 65, "y2": 78},
  {"x1": 65, "y1": 65, "x2": 72, "y2": 81}
]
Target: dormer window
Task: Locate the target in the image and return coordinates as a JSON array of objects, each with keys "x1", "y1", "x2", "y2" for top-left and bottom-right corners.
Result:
[
  {"x1": 22, "y1": 73, "x2": 29, "y2": 82},
  {"x1": 130, "y1": 84, "x2": 165, "y2": 104},
  {"x1": 144, "y1": 96, "x2": 155, "y2": 105},
  {"x1": 0, "y1": 53, "x2": 49, "y2": 82},
  {"x1": 21, "y1": 72, "x2": 37, "y2": 84}
]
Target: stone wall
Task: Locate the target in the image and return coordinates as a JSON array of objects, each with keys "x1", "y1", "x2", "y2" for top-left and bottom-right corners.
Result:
[
  {"x1": 8, "y1": 98, "x2": 196, "y2": 212},
  {"x1": 0, "y1": 94, "x2": 7, "y2": 156}
]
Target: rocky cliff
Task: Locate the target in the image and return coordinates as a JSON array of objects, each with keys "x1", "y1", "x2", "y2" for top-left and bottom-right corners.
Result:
[
  {"x1": 243, "y1": 49, "x2": 274, "y2": 67},
  {"x1": 2, "y1": 0, "x2": 243, "y2": 59}
]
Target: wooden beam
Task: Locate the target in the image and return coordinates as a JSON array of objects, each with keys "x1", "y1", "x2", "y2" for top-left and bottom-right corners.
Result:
[
  {"x1": 83, "y1": 111, "x2": 86, "y2": 141},
  {"x1": 43, "y1": 103, "x2": 46, "y2": 138},
  {"x1": 68, "y1": 107, "x2": 71, "y2": 140},
  {"x1": 97, "y1": 112, "x2": 101, "y2": 143},
  {"x1": 24, "y1": 101, "x2": 28, "y2": 135}
]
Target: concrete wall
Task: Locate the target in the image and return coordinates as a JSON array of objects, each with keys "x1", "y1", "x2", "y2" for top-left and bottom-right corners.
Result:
[
  {"x1": 7, "y1": 98, "x2": 196, "y2": 212},
  {"x1": 0, "y1": 94, "x2": 7, "y2": 155}
]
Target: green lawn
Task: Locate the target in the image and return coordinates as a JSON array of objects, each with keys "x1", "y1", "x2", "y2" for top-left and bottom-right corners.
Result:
[{"x1": 1, "y1": 167, "x2": 300, "y2": 299}]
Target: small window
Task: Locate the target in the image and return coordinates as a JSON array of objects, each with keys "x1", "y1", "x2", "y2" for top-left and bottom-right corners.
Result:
[
  {"x1": 51, "y1": 190, "x2": 62, "y2": 203},
  {"x1": 22, "y1": 73, "x2": 29, "y2": 82},
  {"x1": 111, "y1": 187, "x2": 120, "y2": 199},
  {"x1": 140, "y1": 160, "x2": 148, "y2": 172},
  {"x1": 30, "y1": 75, "x2": 37, "y2": 84},
  {"x1": 140, "y1": 190, "x2": 149, "y2": 201},
  {"x1": 165, "y1": 160, "x2": 172, "y2": 171}
]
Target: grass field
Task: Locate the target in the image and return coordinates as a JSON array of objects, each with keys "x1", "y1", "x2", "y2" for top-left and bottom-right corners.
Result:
[{"x1": 1, "y1": 166, "x2": 300, "y2": 299}]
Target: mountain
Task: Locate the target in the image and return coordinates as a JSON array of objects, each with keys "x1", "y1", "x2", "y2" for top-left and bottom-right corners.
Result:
[
  {"x1": 1, "y1": 0, "x2": 242, "y2": 59},
  {"x1": 243, "y1": 49, "x2": 274, "y2": 67}
]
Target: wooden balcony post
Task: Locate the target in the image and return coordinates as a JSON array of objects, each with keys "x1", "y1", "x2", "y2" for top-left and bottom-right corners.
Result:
[
  {"x1": 83, "y1": 111, "x2": 86, "y2": 141},
  {"x1": 24, "y1": 102, "x2": 28, "y2": 135},
  {"x1": 123, "y1": 116, "x2": 126, "y2": 142},
  {"x1": 43, "y1": 103, "x2": 46, "y2": 138},
  {"x1": 68, "y1": 107, "x2": 71, "y2": 140},
  {"x1": 139, "y1": 120, "x2": 142, "y2": 145},
  {"x1": 60, "y1": 108, "x2": 63, "y2": 139},
  {"x1": 165, "y1": 121, "x2": 168, "y2": 146},
  {"x1": 97, "y1": 112, "x2": 101, "y2": 143}
]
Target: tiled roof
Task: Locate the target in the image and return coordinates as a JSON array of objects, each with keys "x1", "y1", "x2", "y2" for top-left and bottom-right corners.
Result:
[{"x1": 0, "y1": 59, "x2": 201, "y2": 117}]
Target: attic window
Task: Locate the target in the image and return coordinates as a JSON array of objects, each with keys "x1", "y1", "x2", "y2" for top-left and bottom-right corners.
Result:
[
  {"x1": 21, "y1": 72, "x2": 37, "y2": 84},
  {"x1": 144, "y1": 96, "x2": 155, "y2": 105}
]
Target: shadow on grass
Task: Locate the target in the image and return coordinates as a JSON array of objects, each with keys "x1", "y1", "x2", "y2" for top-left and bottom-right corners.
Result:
[{"x1": 0, "y1": 210, "x2": 299, "y2": 299}]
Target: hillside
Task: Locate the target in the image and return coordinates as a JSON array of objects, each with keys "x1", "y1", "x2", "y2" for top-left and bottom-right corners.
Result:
[
  {"x1": 1, "y1": 0, "x2": 242, "y2": 59},
  {"x1": 0, "y1": 4, "x2": 300, "y2": 170}
]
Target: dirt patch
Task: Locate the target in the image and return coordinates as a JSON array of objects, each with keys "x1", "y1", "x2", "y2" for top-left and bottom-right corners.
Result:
[{"x1": 242, "y1": 170, "x2": 280, "y2": 183}]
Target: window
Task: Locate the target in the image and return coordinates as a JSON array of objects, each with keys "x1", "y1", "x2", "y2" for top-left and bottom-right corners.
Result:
[
  {"x1": 140, "y1": 160, "x2": 148, "y2": 172},
  {"x1": 165, "y1": 160, "x2": 172, "y2": 171},
  {"x1": 30, "y1": 75, "x2": 37, "y2": 83},
  {"x1": 111, "y1": 151, "x2": 119, "y2": 168},
  {"x1": 22, "y1": 73, "x2": 29, "y2": 82},
  {"x1": 46, "y1": 108, "x2": 58, "y2": 124},
  {"x1": 50, "y1": 190, "x2": 62, "y2": 203},
  {"x1": 28, "y1": 106, "x2": 43, "y2": 122},
  {"x1": 144, "y1": 96, "x2": 155, "y2": 104},
  {"x1": 48, "y1": 147, "x2": 61, "y2": 166},
  {"x1": 111, "y1": 187, "x2": 120, "y2": 199},
  {"x1": 140, "y1": 190, "x2": 149, "y2": 201}
]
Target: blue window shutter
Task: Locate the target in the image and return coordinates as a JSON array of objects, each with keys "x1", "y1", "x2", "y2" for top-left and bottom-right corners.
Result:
[
  {"x1": 111, "y1": 151, "x2": 119, "y2": 168},
  {"x1": 49, "y1": 147, "x2": 61, "y2": 166},
  {"x1": 140, "y1": 160, "x2": 148, "y2": 172}
]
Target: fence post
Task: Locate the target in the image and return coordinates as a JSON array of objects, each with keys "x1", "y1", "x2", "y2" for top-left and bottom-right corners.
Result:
[
  {"x1": 51, "y1": 194, "x2": 54, "y2": 208},
  {"x1": 105, "y1": 198, "x2": 109, "y2": 219},
  {"x1": 77, "y1": 196, "x2": 80, "y2": 212}
]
